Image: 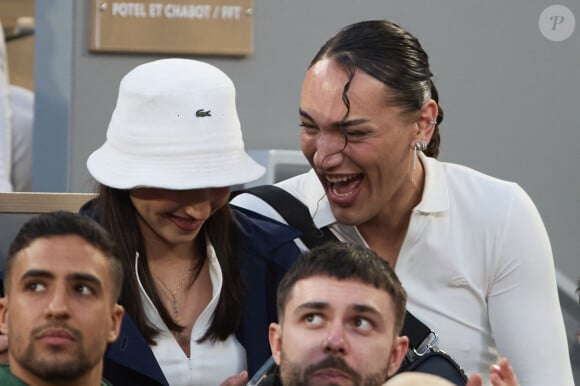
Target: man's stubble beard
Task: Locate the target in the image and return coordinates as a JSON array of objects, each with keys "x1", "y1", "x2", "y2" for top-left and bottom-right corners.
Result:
[
  {"x1": 279, "y1": 351, "x2": 391, "y2": 386},
  {"x1": 17, "y1": 326, "x2": 99, "y2": 382}
]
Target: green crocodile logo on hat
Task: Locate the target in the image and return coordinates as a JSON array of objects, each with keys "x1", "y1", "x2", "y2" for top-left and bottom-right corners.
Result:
[{"x1": 196, "y1": 109, "x2": 212, "y2": 117}]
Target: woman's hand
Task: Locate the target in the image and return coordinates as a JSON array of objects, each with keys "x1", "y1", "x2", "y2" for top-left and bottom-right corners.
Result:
[
  {"x1": 219, "y1": 370, "x2": 248, "y2": 386},
  {"x1": 489, "y1": 358, "x2": 519, "y2": 386},
  {"x1": 466, "y1": 358, "x2": 520, "y2": 386}
]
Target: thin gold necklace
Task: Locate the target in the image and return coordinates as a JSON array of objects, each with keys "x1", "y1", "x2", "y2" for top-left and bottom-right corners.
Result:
[{"x1": 156, "y1": 268, "x2": 192, "y2": 323}]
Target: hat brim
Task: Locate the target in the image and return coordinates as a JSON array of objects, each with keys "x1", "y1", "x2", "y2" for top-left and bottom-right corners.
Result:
[{"x1": 87, "y1": 142, "x2": 265, "y2": 190}]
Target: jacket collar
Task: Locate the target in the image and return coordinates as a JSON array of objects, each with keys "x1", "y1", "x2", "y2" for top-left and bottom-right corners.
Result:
[{"x1": 107, "y1": 314, "x2": 169, "y2": 385}]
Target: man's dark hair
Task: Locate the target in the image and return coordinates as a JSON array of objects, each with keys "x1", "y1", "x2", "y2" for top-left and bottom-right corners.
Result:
[
  {"x1": 5, "y1": 210, "x2": 123, "y2": 301},
  {"x1": 277, "y1": 242, "x2": 407, "y2": 336}
]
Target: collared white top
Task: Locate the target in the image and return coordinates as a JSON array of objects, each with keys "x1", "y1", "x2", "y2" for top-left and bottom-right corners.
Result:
[
  {"x1": 231, "y1": 153, "x2": 573, "y2": 386},
  {"x1": 135, "y1": 238, "x2": 246, "y2": 386}
]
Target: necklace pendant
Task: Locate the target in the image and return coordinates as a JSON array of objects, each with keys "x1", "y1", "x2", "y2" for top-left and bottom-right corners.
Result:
[{"x1": 156, "y1": 272, "x2": 190, "y2": 326}]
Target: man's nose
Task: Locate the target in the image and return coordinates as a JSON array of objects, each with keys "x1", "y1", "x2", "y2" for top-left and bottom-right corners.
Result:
[
  {"x1": 45, "y1": 286, "x2": 70, "y2": 318},
  {"x1": 322, "y1": 325, "x2": 348, "y2": 355}
]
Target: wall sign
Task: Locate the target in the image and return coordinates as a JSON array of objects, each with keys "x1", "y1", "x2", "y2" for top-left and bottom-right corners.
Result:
[{"x1": 90, "y1": 0, "x2": 254, "y2": 55}]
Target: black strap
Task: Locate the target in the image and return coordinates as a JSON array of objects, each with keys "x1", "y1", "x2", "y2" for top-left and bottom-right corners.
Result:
[
  {"x1": 233, "y1": 185, "x2": 432, "y2": 350},
  {"x1": 237, "y1": 185, "x2": 336, "y2": 249},
  {"x1": 401, "y1": 312, "x2": 432, "y2": 352}
]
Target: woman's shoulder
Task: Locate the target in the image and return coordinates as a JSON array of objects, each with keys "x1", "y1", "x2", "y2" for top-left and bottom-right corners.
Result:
[
  {"x1": 232, "y1": 205, "x2": 301, "y2": 245},
  {"x1": 428, "y1": 157, "x2": 537, "y2": 220},
  {"x1": 434, "y1": 158, "x2": 525, "y2": 200},
  {"x1": 232, "y1": 205, "x2": 302, "y2": 269}
]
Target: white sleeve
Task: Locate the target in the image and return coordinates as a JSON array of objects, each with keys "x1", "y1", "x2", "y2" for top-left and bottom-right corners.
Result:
[{"x1": 487, "y1": 185, "x2": 574, "y2": 386}]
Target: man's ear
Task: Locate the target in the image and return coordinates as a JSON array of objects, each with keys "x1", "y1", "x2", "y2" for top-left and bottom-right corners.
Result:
[
  {"x1": 268, "y1": 322, "x2": 282, "y2": 365},
  {"x1": 0, "y1": 297, "x2": 9, "y2": 335},
  {"x1": 387, "y1": 336, "x2": 409, "y2": 377},
  {"x1": 107, "y1": 304, "x2": 124, "y2": 343}
]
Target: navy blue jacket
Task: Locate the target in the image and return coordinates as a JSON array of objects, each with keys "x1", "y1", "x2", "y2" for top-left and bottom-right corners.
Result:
[{"x1": 80, "y1": 202, "x2": 301, "y2": 385}]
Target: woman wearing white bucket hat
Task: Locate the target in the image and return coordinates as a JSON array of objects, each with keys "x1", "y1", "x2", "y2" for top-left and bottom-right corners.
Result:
[{"x1": 81, "y1": 59, "x2": 302, "y2": 386}]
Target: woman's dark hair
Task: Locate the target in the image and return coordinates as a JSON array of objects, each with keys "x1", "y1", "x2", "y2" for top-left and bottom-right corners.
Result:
[
  {"x1": 96, "y1": 184, "x2": 243, "y2": 344},
  {"x1": 310, "y1": 19, "x2": 443, "y2": 158}
]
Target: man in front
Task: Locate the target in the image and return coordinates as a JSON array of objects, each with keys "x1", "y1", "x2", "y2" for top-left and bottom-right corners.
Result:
[
  {"x1": 268, "y1": 242, "x2": 409, "y2": 385},
  {"x1": 0, "y1": 211, "x2": 124, "y2": 386},
  {"x1": 267, "y1": 242, "x2": 519, "y2": 386}
]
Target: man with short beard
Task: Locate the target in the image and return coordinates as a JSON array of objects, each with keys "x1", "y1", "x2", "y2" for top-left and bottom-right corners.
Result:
[
  {"x1": 0, "y1": 211, "x2": 124, "y2": 386},
  {"x1": 265, "y1": 243, "x2": 520, "y2": 386},
  {"x1": 268, "y1": 242, "x2": 409, "y2": 386}
]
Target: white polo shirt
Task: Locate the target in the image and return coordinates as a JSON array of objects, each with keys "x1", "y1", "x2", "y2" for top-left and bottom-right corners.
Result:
[{"x1": 231, "y1": 153, "x2": 573, "y2": 386}]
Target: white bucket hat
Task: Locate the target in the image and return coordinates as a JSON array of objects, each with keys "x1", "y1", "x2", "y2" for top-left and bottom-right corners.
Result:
[{"x1": 87, "y1": 58, "x2": 265, "y2": 190}]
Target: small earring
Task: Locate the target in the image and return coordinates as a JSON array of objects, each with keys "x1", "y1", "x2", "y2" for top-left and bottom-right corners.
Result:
[
  {"x1": 414, "y1": 140, "x2": 427, "y2": 152},
  {"x1": 411, "y1": 140, "x2": 426, "y2": 180},
  {"x1": 428, "y1": 119, "x2": 437, "y2": 126}
]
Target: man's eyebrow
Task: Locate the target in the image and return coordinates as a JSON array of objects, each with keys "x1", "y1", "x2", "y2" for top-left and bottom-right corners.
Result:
[
  {"x1": 69, "y1": 273, "x2": 103, "y2": 288},
  {"x1": 350, "y1": 303, "x2": 382, "y2": 317},
  {"x1": 20, "y1": 270, "x2": 103, "y2": 288},
  {"x1": 295, "y1": 301, "x2": 329, "y2": 312},
  {"x1": 21, "y1": 270, "x2": 54, "y2": 281}
]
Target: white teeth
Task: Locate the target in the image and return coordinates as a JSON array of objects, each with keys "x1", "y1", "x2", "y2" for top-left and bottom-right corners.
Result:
[
  {"x1": 331, "y1": 185, "x2": 354, "y2": 198},
  {"x1": 325, "y1": 175, "x2": 357, "y2": 183}
]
